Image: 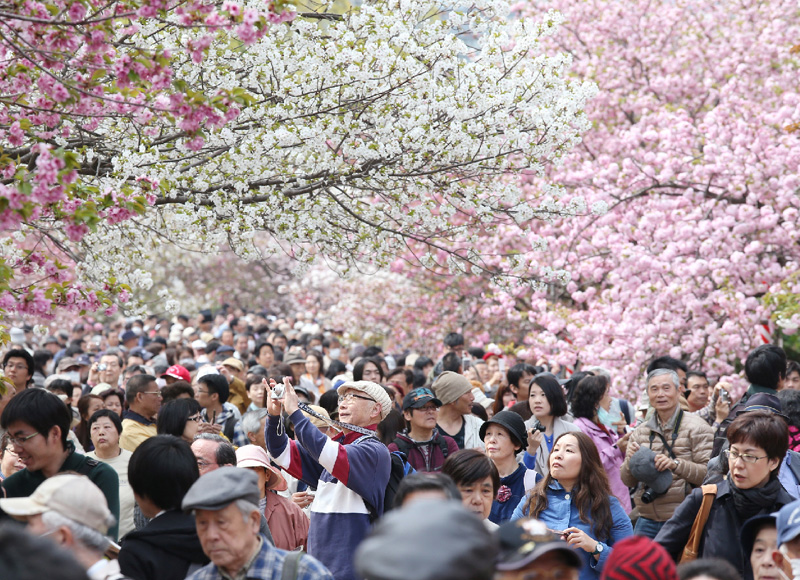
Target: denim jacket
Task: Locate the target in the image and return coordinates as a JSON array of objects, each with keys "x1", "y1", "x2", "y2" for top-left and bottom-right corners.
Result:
[{"x1": 511, "y1": 480, "x2": 633, "y2": 580}]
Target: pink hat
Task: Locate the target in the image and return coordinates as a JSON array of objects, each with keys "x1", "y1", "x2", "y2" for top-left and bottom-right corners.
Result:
[
  {"x1": 235, "y1": 445, "x2": 288, "y2": 492},
  {"x1": 163, "y1": 364, "x2": 191, "y2": 383}
]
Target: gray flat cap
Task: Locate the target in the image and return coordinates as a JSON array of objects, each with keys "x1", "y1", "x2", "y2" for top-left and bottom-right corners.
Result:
[
  {"x1": 629, "y1": 447, "x2": 673, "y2": 494},
  {"x1": 355, "y1": 500, "x2": 498, "y2": 580},
  {"x1": 182, "y1": 466, "x2": 261, "y2": 511}
]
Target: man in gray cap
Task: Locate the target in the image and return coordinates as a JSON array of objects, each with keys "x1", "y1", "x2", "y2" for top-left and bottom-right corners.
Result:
[
  {"x1": 182, "y1": 466, "x2": 332, "y2": 580},
  {"x1": 265, "y1": 378, "x2": 392, "y2": 580},
  {"x1": 432, "y1": 371, "x2": 484, "y2": 450}
]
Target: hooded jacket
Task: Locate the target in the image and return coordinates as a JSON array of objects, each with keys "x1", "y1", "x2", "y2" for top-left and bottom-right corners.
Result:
[{"x1": 118, "y1": 510, "x2": 209, "y2": 580}]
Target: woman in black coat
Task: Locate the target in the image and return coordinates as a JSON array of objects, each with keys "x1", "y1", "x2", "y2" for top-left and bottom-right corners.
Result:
[{"x1": 655, "y1": 411, "x2": 795, "y2": 580}]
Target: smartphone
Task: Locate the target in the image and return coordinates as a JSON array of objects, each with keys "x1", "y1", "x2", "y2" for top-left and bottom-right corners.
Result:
[
  {"x1": 498, "y1": 358, "x2": 506, "y2": 373},
  {"x1": 462, "y1": 355, "x2": 471, "y2": 370}
]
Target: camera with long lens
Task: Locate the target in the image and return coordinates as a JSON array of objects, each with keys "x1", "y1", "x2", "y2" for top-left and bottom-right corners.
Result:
[{"x1": 640, "y1": 487, "x2": 665, "y2": 504}]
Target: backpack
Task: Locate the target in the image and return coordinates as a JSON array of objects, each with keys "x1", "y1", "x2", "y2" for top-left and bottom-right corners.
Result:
[
  {"x1": 390, "y1": 435, "x2": 450, "y2": 472},
  {"x1": 360, "y1": 442, "x2": 415, "y2": 522}
]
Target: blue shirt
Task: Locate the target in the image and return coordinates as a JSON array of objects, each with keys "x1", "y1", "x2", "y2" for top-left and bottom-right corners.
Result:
[
  {"x1": 187, "y1": 536, "x2": 333, "y2": 580},
  {"x1": 511, "y1": 481, "x2": 633, "y2": 580}
]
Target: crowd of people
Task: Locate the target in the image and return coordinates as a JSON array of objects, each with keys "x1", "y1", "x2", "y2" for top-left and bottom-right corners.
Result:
[{"x1": 2, "y1": 312, "x2": 800, "y2": 580}]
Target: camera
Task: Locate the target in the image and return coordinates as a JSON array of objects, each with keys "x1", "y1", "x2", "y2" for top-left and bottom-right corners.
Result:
[
  {"x1": 531, "y1": 420, "x2": 546, "y2": 433},
  {"x1": 97, "y1": 363, "x2": 107, "y2": 371},
  {"x1": 720, "y1": 388, "x2": 730, "y2": 404},
  {"x1": 272, "y1": 385, "x2": 285, "y2": 401},
  {"x1": 640, "y1": 487, "x2": 663, "y2": 504}
]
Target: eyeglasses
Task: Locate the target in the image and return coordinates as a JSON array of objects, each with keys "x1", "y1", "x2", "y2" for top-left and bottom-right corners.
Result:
[
  {"x1": 3, "y1": 363, "x2": 28, "y2": 371},
  {"x1": 143, "y1": 391, "x2": 162, "y2": 397},
  {"x1": 338, "y1": 393, "x2": 376, "y2": 405},
  {"x1": 8, "y1": 432, "x2": 40, "y2": 446},
  {"x1": 194, "y1": 389, "x2": 209, "y2": 395},
  {"x1": 415, "y1": 405, "x2": 438, "y2": 413},
  {"x1": 187, "y1": 415, "x2": 202, "y2": 422},
  {"x1": 724, "y1": 449, "x2": 768, "y2": 464},
  {"x1": 197, "y1": 460, "x2": 217, "y2": 469}
]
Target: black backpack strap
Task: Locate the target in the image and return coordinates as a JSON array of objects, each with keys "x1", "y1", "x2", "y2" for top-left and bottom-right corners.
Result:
[
  {"x1": 223, "y1": 415, "x2": 237, "y2": 441},
  {"x1": 436, "y1": 435, "x2": 449, "y2": 460},
  {"x1": 281, "y1": 550, "x2": 303, "y2": 580},
  {"x1": 392, "y1": 437, "x2": 411, "y2": 456}
]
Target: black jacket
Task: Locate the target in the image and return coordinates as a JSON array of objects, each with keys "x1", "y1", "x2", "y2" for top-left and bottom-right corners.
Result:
[
  {"x1": 118, "y1": 510, "x2": 209, "y2": 580},
  {"x1": 655, "y1": 479, "x2": 795, "y2": 580}
]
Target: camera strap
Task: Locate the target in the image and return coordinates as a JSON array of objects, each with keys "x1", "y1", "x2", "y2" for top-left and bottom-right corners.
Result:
[
  {"x1": 649, "y1": 409, "x2": 683, "y2": 460},
  {"x1": 297, "y1": 402, "x2": 378, "y2": 438}
]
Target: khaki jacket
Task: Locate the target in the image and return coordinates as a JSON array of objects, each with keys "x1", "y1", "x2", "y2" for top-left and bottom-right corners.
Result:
[{"x1": 620, "y1": 406, "x2": 713, "y2": 522}]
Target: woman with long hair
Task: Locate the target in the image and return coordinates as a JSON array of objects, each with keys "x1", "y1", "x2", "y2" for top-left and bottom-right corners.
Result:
[
  {"x1": 74, "y1": 394, "x2": 104, "y2": 451},
  {"x1": 524, "y1": 373, "x2": 581, "y2": 477},
  {"x1": 571, "y1": 375, "x2": 631, "y2": 513},
  {"x1": 491, "y1": 383, "x2": 517, "y2": 416},
  {"x1": 513, "y1": 432, "x2": 632, "y2": 580},
  {"x1": 300, "y1": 350, "x2": 331, "y2": 396}
]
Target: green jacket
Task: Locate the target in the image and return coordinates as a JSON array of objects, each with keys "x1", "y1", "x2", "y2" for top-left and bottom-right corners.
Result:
[{"x1": 1, "y1": 442, "x2": 120, "y2": 540}]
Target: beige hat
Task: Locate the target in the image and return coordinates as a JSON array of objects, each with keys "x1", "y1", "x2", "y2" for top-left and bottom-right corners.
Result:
[
  {"x1": 338, "y1": 381, "x2": 393, "y2": 421},
  {"x1": 302, "y1": 405, "x2": 331, "y2": 430},
  {"x1": 432, "y1": 372, "x2": 473, "y2": 405},
  {"x1": 471, "y1": 387, "x2": 495, "y2": 410},
  {"x1": 222, "y1": 357, "x2": 244, "y2": 372},
  {"x1": 0, "y1": 474, "x2": 115, "y2": 534},
  {"x1": 234, "y1": 445, "x2": 288, "y2": 492},
  {"x1": 90, "y1": 382, "x2": 114, "y2": 396}
]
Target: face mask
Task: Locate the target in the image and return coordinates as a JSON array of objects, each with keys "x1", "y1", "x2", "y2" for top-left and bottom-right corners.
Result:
[
  {"x1": 132, "y1": 327, "x2": 143, "y2": 336},
  {"x1": 778, "y1": 546, "x2": 800, "y2": 580},
  {"x1": 156, "y1": 377, "x2": 166, "y2": 388},
  {"x1": 66, "y1": 371, "x2": 81, "y2": 384},
  {"x1": 313, "y1": 345, "x2": 323, "y2": 352},
  {"x1": 597, "y1": 407, "x2": 614, "y2": 428},
  {"x1": 45, "y1": 361, "x2": 54, "y2": 375},
  {"x1": 329, "y1": 348, "x2": 341, "y2": 360},
  {"x1": 248, "y1": 339, "x2": 256, "y2": 352}
]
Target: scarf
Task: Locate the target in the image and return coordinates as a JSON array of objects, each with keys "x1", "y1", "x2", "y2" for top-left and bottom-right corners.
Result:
[{"x1": 728, "y1": 472, "x2": 783, "y2": 520}]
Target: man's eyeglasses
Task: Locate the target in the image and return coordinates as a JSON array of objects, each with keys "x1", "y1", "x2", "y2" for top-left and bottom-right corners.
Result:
[
  {"x1": 8, "y1": 432, "x2": 39, "y2": 446},
  {"x1": 3, "y1": 363, "x2": 28, "y2": 371},
  {"x1": 724, "y1": 449, "x2": 768, "y2": 464},
  {"x1": 338, "y1": 393, "x2": 376, "y2": 405},
  {"x1": 142, "y1": 391, "x2": 162, "y2": 398},
  {"x1": 187, "y1": 415, "x2": 202, "y2": 422}
]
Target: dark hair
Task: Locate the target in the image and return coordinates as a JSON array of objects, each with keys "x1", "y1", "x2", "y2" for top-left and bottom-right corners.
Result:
[
  {"x1": 563, "y1": 370, "x2": 594, "y2": 404},
  {"x1": 777, "y1": 389, "x2": 800, "y2": 431},
  {"x1": 325, "y1": 360, "x2": 347, "y2": 381},
  {"x1": 198, "y1": 373, "x2": 229, "y2": 404},
  {"x1": 686, "y1": 370, "x2": 707, "y2": 381},
  {"x1": 157, "y1": 398, "x2": 202, "y2": 438},
  {"x1": 745, "y1": 345, "x2": 787, "y2": 390},
  {"x1": 99, "y1": 389, "x2": 124, "y2": 411},
  {"x1": 160, "y1": 380, "x2": 194, "y2": 403},
  {"x1": 125, "y1": 374, "x2": 157, "y2": 404},
  {"x1": 411, "y1": 370, "x2": 427, "y2": 389},
  {"x1": 443, "y1": 333, "x2": 465, "y2": 348},
  {"x1": 353, "y1": 357, "x2": 384, "y2": 382},
  {"x1": 525, "y1": 432, "x2": 613, "y2": 541},
  {"x1": 128, "y1": 435, "x2": 199, "y2": 510},
  {"x1": 677, "y1": 558, "x2": 741, "y2": 580},
  {"x1": 727, "y1": 411, "x2": 788, "y2": 463},
  {"x1": 46, "y1": 378, "x2": 73, "y2": 397},
  {"x1": 570, "y1": 375, "x2": 608, "y2": 421},
  {"x1": 3, "y1": 349, "x2": 33, "y2": 378},
  {"x1": 491, "y1": 384, "x2": 516, "y2": 416},
  {"x1": 193, "y1": 433, "x2": 236, "y2": 466},
  {"x1": 0, "y1": 523, "x2": 93, "y2": 580},
  {"x1": 0, "y1": 388, "x2": 71, "y2": 449},
  {"x1": 0, "y1": 432, "x2": 10, "y2": 460},
  {"x1": 471, "y1": 403, "x2": 489, "y2": 422},
  {"x1": 443, "y1": 449, "x2": 500, "y2": 494},
  {"x1": 99, "y1": 352, "x2": 123, "y2": 369},
  {"x1": 88, "y1": 409, "x2": 123, "y2": 434},
  {"x1": 413, "y1": 356, "x2": 434, "y2": 371},
  {"x1": 362, "y1": 346, "x2": 384, "y2": 358},
  {"x1": 529, "y1": 373, "x2": 568, "y2": 418},
  {"x1": 377, "y1": 409, "x2": 405, "y2": 445},
  {"x1": 646, "y1": 356, "x2": 688, "y2": 375},
  {"x1": 75, "y1": 394, "x2": 103, "y2": 450},
  {"x1": 394, "y1": 472, "x2": 462, "y2": 508},
  {"x1": 467, "y1": 347, "x2": 485, "y2": 360},
  {"x1": 788, "y1": 361, "x2": 800, "y2": 378},
  {"x1": 255, "y1": 342, "x2": 274, "y2": 359},
  {"x1": 318, "y1": 390, "x2": 339, "y2": 417},
  {"x1": 441, "y1": 352, "x2": 462, "y2": 374},
  {"x1": 32, "y1": 349, "x2": 53, "y2": 377},
  {"x1": 507, "y1": 363, "x2": 537, "y2": 391}
]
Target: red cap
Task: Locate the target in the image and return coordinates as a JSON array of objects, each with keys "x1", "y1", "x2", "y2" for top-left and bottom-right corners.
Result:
[
  {"x1": 482, "y1": 352, "x2": 504, "y2": 361},
  {"x1": 163, "y1": 364, "x2": 191, "y2": 383}
]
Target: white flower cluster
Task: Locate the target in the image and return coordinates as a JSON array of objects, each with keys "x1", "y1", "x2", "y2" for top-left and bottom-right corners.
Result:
[{"x1": 64, "y1": 0, "x2": 595, "y2": 310}]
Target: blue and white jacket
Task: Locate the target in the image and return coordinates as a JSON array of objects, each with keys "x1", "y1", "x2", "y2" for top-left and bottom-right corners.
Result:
[
  {"x1": 511, "y1": 480, "x2": 633, "y2": 580},
  {"x1": 266, "y1": 410, "x2": 390, "y2": 580}
]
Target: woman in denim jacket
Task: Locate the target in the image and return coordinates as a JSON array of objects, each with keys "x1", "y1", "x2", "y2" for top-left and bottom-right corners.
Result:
[{"x1": 512, "y1": 432, "x2": 633, "y2": 580}]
